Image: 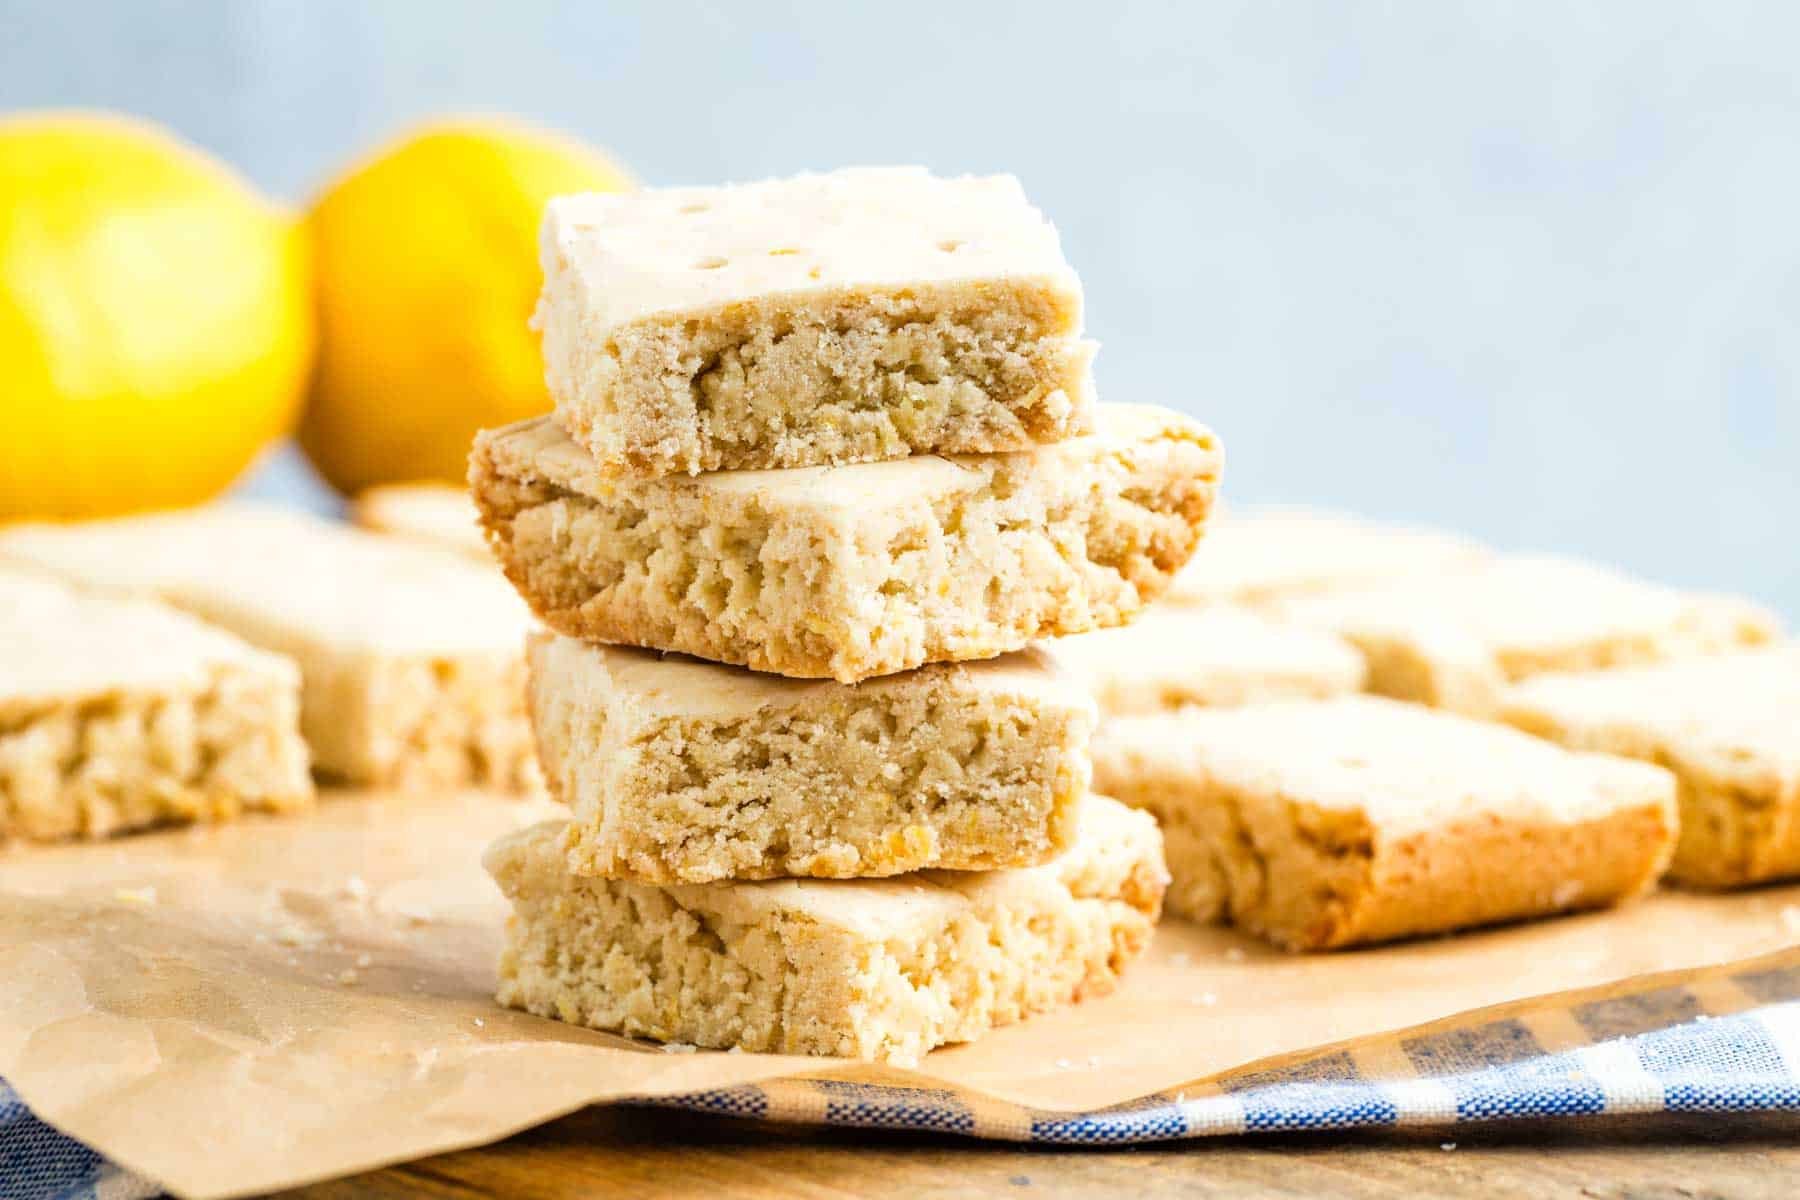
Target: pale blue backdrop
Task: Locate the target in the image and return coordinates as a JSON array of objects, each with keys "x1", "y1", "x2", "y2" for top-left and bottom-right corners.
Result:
[{"x1": 3, "y1": 1, "x2": 1795, "y2": 614}]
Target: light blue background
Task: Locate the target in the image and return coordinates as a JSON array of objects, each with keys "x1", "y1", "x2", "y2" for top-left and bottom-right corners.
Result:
[{"x1": 3, "y1": 1, "x2": 1795, "y2": 614}]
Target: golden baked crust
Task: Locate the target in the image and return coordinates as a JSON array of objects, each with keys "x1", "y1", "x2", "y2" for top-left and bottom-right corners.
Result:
[
  {"x1": 1093, "y1": 696, "x2": 1677, "y2": 950},
  {"x1": 472, "y1": 404, "x2": 1222, "y2": 682},
  {"x1": 1502, "y1": 647, "x2": 1800, "y2": 887}
]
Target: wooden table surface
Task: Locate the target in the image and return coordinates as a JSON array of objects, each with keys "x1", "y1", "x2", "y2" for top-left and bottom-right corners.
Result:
[{"x1": 273, "y1": 1105, "x2": 1799, "y2": 1199}]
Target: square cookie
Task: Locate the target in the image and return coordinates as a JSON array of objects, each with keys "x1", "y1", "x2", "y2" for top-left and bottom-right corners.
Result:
[
  {"x1": 1503, "y1": 647, "x2": 1800, "y2": 888},
  {"x1": 1277, "y1": 556, "x2": 1779, "y2": 717},
  {"x1": 0, "y1": 567, "x2": 312, "y2": 839},
  {"x1": 472, "y1": 404, "x2": 1221, "y2": 682},
  {"x1": 1164, "y1": 509, "x2": 1487, "y2": 608},
  {"x1": 529, "y1": 635, "x2": 1095, "y2": 882},
  {"x1": 1052, "y1": 607, "x2": 1367, "y2": 717},
  {"x1": 0, "y1": 505, "x2": 537, "y2": 790},
  {"x1": 538, "y1": 166, "x2": 1096, "y2": 476},
  {"x1": 351, "y1": 483, "x2": 488, "y2": 561},
  {"x1": 485, "y1": 793, "x2": 1166, "y2": 1063},
  {"x1": 1092, "y1": 697, "x2": 1677, "y2": 950}
]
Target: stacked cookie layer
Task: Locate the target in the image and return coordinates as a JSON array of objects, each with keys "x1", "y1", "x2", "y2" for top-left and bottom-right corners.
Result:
[{"x1": 474, "y1": 167, "x2": 1222, "y2": 1061}]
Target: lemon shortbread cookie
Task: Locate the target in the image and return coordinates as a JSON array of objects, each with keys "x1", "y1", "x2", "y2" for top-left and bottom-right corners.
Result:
[
  {"x1": 351, "y1": 483, "x2": 488, "y2": 561},
  {"x1": 1053, "y1": 607, "x2": 1366, "y2": 717},
  {"x1": 529, "y1": 635, "x2": 1094, "y2": 883},
  {"x1": 473, "y1": 404, "x2": 1220, "y2": 682},
  {"x1": 485, "y1": 794, "x2": 1165, "y2": 1062},
  {"x1": 1092, "y1": 697, "x2": 1676, "y2": 951},
  {"x1": 0, "y1": 505, "x2": 536, "y2": 790},
  {"x1": 1277, "y1": 557, "x2": 1779, "y2": 718},
  {"x1": 537, "y1": 167, "x2": 1096, "y2": 476},
  {"x1": 1165, "y1": 509, "x2": 1487, "y2": 608},
  {"x1": 0, "y1": 568, "x2": 312, "y2": 840},
  {"x1": 1503, "y1": 647, "x2": 1800, "y2": 888}
]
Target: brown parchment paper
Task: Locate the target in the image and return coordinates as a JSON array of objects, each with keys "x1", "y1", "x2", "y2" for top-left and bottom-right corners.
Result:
[{"x1": 3, "y1": 788, "x2": 1799, "y2": 1199}]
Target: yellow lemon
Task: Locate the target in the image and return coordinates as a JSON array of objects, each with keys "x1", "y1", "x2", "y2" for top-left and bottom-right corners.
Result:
[
  {"x1": 0, "y1": 111, "x2": 313, "y2": 520},
  {"x1": 299, "y1": 118, "x2": 632, "y2": 493}
]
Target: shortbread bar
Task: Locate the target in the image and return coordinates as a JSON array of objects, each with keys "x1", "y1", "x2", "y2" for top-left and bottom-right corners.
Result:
[
  {"x1": 1092, "y1": 697, "x2": 1676, "y2": 950},
  {"x1": 1277, "y1": 557, "x2": 1779, "y2": 717},
  {"x1": 351, "y1": 483, "x2": 488, "y2": 560},
  {"x1": 0, "y1": 568, "x2": 312, "y2": 839},
  {"x1": 473, "y1": 404, "x2": 1220, "y2": 682},
  {"x1": 538, "y1": 167, "x2": 1097, "y2": 476},
  {"x1": 0, "y1": 505, "x2": 537, "y2": 789},
  {"x1": 486, "y1": 794, "x2": 1166, "y2": 1062},
  {"x1": 531, "y1": 636, "x2": 1094, "y2": 882},
  {"x1": 1052, "y1": 607, "x2": 1366, "y2": 717},
  {"x1": 1164, "y1": 509, "x2": 1487, "y2": 608},
  {"x1": 1503, "y1": 647, "x2": 1800, "y2": 888}
]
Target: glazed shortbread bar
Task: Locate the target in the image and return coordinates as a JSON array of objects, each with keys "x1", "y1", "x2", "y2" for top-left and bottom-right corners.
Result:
[
  {"x1": 0, "y1": 568, "x2": 311, "y2": 839},
  {"x1": 0, "y1": 505, "x2": 537, "y2": 790},
  {"x1": 530, "y1": 636, "x2": 1095, "y2": 882},
  {"x1": 1503, "y1": 647, "x2": 1800, "y2": 888},
  {"x1": 351, "y1": 483, "x2": 488, "y2": 561},
  {"x1": 473, "y1": 404, "x2": 1220, "y2": 682},
  {"x1": 1277, "y1": 557, "x2": 1779, "y2": 717},
  {"x1": 1093, "y1": 697, "x2": 1676, "y2": 951},
  {"x1": 537, "y1": 167, "x2": 1096, "y2": 477},
  {"x1": 486, "y1": 794, "x2": 1166, "y2": 1062},
  {"x1": 1164, "y1": 510, "x2": 1487, "y2": 609},
  {"x1": 1053, "y1": 607, "x2": 1366, "y2": 717}
]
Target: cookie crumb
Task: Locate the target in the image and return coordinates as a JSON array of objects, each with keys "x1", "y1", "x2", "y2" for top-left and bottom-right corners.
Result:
[
  {"x1": 336, "y1": 969, "x2": 360, "y2": 986},
  {"x1": 661, "y1": 1042, "x2": 698, "y2": 1054}
]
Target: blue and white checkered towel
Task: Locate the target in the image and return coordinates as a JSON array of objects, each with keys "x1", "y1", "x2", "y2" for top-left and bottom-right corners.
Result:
[
  {"x1": 650, "y1": 1001, "x2": 1800, "y2": 1143},
  {"x1": 9, "y1": 957, "x2": 1800, "y2": 1199},
  {"x1": 0, "y1": 1083, "x2": 159, "y2": 1200}
]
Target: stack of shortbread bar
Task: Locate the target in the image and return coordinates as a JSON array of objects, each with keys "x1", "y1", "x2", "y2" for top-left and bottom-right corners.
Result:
[{"x1": 468, "y1": 167, "x2": 1222, "y2": 1062}]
